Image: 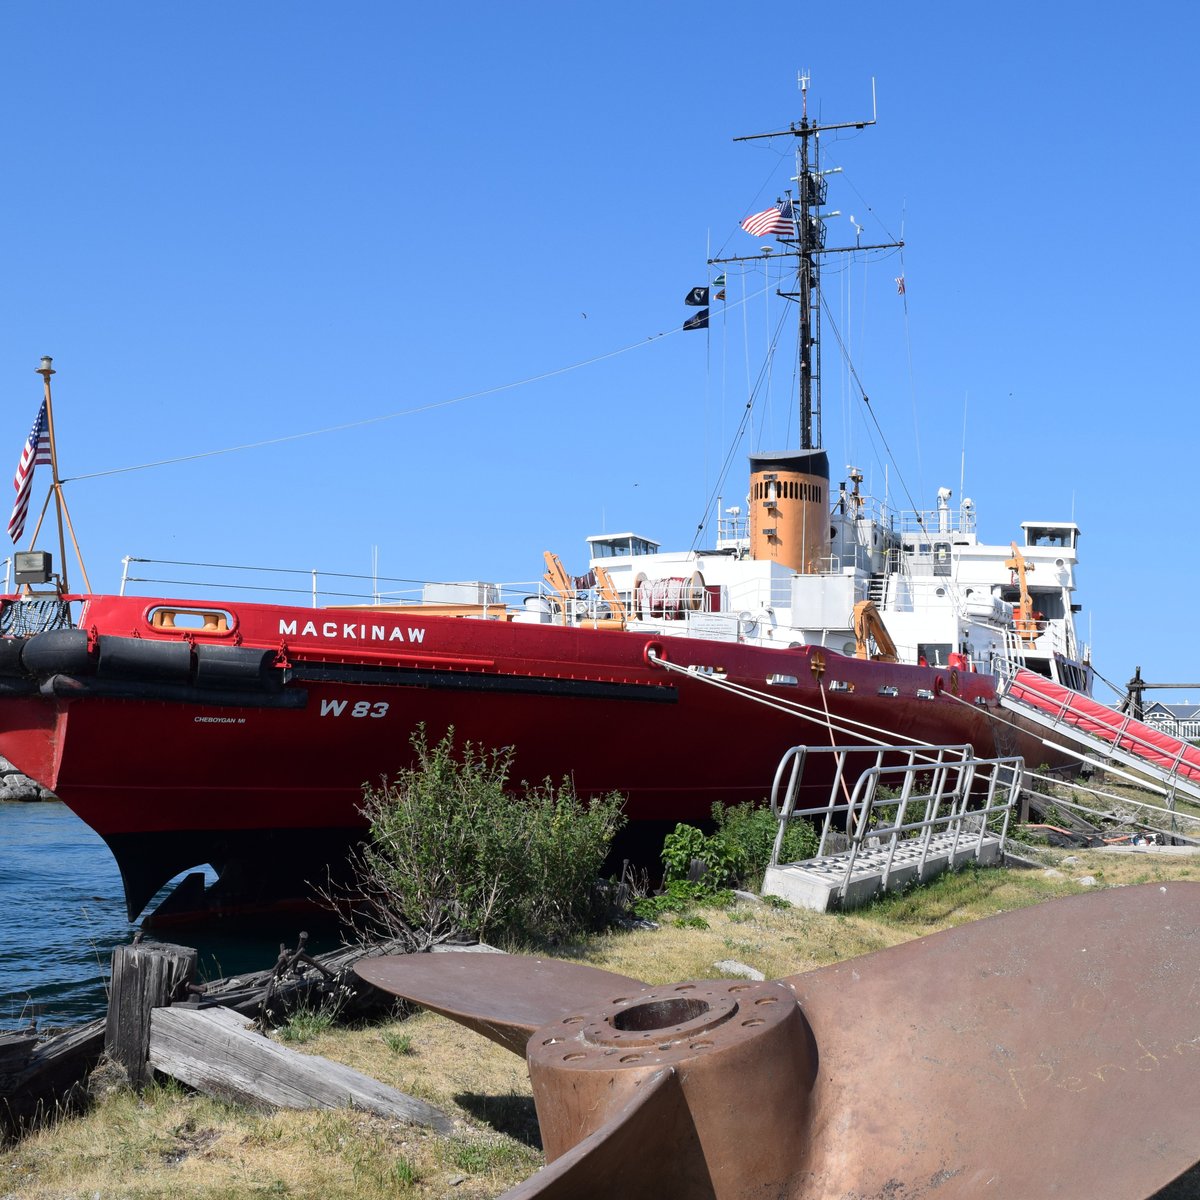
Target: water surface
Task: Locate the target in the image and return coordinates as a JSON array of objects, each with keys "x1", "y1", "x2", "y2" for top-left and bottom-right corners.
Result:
[{"x1": 0, "y1": 801, "x2": 336, "y2": 1031}]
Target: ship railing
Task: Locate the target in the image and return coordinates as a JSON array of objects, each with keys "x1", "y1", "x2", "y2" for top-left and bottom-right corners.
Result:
[
  {"x1": 768, "y1": 742, "x2": 1023, "y2": 901},
  {"x1": 117, "y1": 555, "x2": 544, "y2": 615},
  {"x1": 716, "y1": 511, "x2": 749, "y2": 544},
  {"x1": 894, "y1": 507, "x2": 978, "y2": 537},
  {"x1": 967, "y1": 617, "x2": 1064, "y2": 663},
  {"x1": 999, "y1": 664, "x2": 1200, "y2": 778},
  {"x1": 835, "y1": 495, "x2": 891, "y2": 526}
]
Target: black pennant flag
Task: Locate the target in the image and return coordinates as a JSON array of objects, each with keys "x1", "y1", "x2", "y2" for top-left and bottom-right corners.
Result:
[
  {"x1": 683, "y1": 308, "x2": 709, "y2": 331},
  {"x1": 684, "y1": 286, "x2": 709, "y2": 306}
]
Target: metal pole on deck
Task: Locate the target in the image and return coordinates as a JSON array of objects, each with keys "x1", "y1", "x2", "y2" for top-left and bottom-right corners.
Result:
[{"x1": 35, "y1": 356, "x2": 92, "y2": 594}]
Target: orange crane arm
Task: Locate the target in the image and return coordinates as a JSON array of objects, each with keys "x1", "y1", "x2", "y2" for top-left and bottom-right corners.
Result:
[
  {"x1": 1004, "y1": 542, "x2": 1039, "y2": 646},
  {"x1": 592, "y1": 564, "x2": 627, "y2": 623},
  {"x1": 542, "y1": 551, "x2": 574, "y2": 626},
  {"x1": 852, "y1": 600, "x2": 899, "y2": 663}
]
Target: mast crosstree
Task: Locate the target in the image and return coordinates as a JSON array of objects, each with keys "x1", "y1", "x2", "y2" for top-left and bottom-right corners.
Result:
[{"x1": 712, "y1": 76, "x2": 902, "y2": 453}]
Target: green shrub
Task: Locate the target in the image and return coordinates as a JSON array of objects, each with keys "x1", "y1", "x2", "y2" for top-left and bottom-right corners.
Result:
[
  {"x1": 646, "y1": 802, "x2": 818, "y2": 915},
  {"x1": 710, "y1": 801, "x2": 818, "y2": 881},
  {"x1": 339, "y1": 727, "x2": 625, "y2": 948}
]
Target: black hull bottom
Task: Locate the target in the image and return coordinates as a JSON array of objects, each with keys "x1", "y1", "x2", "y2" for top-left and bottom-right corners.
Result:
[
  {"x1": 105, "y1": 826, "x2": 365, "y2": 923},
  {"x1": 108, "y1": 820, "x2": 694, "y2": 924}
]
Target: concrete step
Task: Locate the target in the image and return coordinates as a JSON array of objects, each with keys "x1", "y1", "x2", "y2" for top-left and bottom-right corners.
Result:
[{"x1": 762, "y1": 830, "x2": 1005, "y2": 912}]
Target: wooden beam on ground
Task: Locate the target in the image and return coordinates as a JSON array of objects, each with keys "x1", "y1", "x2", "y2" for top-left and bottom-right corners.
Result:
[{"x1": 148, "y1": 1005, "x2": 454, "y2": 1133}]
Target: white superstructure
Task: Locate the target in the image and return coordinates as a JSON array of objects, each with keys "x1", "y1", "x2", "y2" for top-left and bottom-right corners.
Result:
[{"x1": 533, "y1": 472, "x2": 1089, "y2": 693}]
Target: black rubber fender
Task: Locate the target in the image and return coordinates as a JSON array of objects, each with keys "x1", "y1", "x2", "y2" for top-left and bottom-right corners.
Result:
[
  {"x1": 194, "y1": 643, "x2": 282, "y2": 691},
  {"x1": 21, "y1": 628, "x2": 94, "y2": 676},
  {"x1": 0, "y1": 636, "x2": 27, "y2": 677},
  {"x1": 96, "y1": 635, "x2": 193, "y2": 683}
]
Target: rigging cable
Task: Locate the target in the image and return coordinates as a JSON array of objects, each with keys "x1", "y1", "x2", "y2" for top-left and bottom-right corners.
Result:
[
  {"x1": 61, "y1": 283, "x2": 773, "y2": 486},
  {"x1": 818, "y1": 289, "x2": 927, "y2": 527},
  {"x1": 647, "y1": 649, "x2": 949, "y2": 753},
  {"x1": 649, "y1": 651, "x2": 1195, "y2": 840},
  {"x1": 689, "y1": 301, "x2": 792, "y2": 553},
  {"x1": 940, "y1": 689, "x2": 1178, "y2": 799}
]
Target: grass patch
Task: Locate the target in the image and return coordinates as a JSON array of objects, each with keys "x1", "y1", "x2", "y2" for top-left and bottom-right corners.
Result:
[
  {"x1": 381, "y1": 1030, "x2": 414, "y2": 1056},
  {"x1": 274, "y1": 1006, "x2": 336, "y2": 1044}
]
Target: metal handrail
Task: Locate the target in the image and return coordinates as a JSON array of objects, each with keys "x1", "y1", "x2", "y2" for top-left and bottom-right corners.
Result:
[
  {"x1": 769, "y1": 742, "x2": 1022, "y2": 900},
  {"x1": 1004, "y1": 667, "x2": 1200, "y2": 774},
  {"x1": 116, "y1": 554, "x2": 545, "y2": 613}
]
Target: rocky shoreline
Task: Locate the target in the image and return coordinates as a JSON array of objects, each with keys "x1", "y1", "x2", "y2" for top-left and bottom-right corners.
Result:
[{"x1": 0, "y1": 757, "x2": 55, "y2": 802}]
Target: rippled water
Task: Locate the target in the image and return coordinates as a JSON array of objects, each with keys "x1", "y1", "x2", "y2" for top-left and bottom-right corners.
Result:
[{"x1": 0, "y1": 801, "x2": 337, "y2": 1031}]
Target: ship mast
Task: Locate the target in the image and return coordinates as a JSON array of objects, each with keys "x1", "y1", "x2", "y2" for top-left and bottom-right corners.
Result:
[{"x1": 713, "y1": 76, "x2": 900, "y2": 453}]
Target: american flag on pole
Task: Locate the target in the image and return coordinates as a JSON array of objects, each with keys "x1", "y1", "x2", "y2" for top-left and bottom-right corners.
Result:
[
  {"x1": 8, "y1": 400, "x2": 52, "y2": 544},
  {"x1": 740, "y1": 201, "x2": 796, "y2": 238}
]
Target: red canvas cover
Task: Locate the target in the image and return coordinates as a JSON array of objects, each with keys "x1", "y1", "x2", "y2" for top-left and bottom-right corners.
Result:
[{"x1": 1009, "y1": 669, "x2": 1200, "y2": 782}]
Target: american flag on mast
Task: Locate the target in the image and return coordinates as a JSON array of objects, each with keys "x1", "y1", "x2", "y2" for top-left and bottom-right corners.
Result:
[
  {"x1": 740, "y1": 201, "x2": 796, "y2": 238},
  {"x1": 8, "y1": 400, "x2": 52, "y2": 544}
]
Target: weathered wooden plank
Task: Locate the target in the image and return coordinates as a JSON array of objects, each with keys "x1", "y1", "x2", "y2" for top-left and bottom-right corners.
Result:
[
  {"x1": 105, "y1": 942, "x2": 198, "y2": 1088},
  {"x1": 1, "y1": 1018, "x2": 106, "y2": 1136},
  {"x1": 148, "y1": 1006, "x2": 454, "y2": 1133}
]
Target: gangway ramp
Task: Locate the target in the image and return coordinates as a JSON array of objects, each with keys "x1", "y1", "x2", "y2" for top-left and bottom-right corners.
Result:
[{"x1": 1001, "y1": 668, "x2": 1200, "y2": 803}]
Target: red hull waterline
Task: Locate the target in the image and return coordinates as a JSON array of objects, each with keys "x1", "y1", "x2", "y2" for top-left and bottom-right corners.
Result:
[{"x1": 0, "y1": 594, "x2": 1054, "y2": 919}]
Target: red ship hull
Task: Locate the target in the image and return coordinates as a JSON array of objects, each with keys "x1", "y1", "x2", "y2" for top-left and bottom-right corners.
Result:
[{"x1": 0, "y1": 594, "x2": 1048, "y2": 917}]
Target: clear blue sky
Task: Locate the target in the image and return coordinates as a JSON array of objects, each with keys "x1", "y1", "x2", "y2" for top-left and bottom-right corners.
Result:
[{"x1": 0, "y1": 2, "x2": 1195, "y2": 699}]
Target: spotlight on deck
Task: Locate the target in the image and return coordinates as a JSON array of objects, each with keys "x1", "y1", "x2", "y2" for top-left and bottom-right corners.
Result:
[{"x1": 14, "y1": 550, "x2": 53, "y2": 586}]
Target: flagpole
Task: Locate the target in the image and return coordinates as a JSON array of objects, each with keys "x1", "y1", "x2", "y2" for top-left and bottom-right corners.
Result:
[
  {"x1": 25, "y1": 491, "x2": 54, "y2": 550},
  {"x1": 35, "y1": 357, "x2": 92, "y2": 594}
]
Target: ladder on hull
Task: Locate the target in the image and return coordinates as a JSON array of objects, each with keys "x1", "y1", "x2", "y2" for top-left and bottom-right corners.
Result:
[{"x1": 1000, "y1": 668, "x2": 1200, "y2": 803}]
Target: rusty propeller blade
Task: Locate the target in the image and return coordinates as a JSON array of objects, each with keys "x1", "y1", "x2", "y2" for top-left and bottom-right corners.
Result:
[
  {"x1": 780, "y1": 881, "x2": 1200, "y2": 1199},
  {"x1": 355, "y1": 883, "x2": 1200, "y2": 1199},
  {"x1": 500, "y1": 1068, "x2": 712, "y2": 1200},
  {"x1": 353, "y1": 953, "x2": 642, "y2": 1054}
]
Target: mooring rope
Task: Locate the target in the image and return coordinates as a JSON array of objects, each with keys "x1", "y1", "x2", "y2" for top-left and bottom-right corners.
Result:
[{"x1": 646, "y1": 649, "x2": 947, "y2": 753}]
